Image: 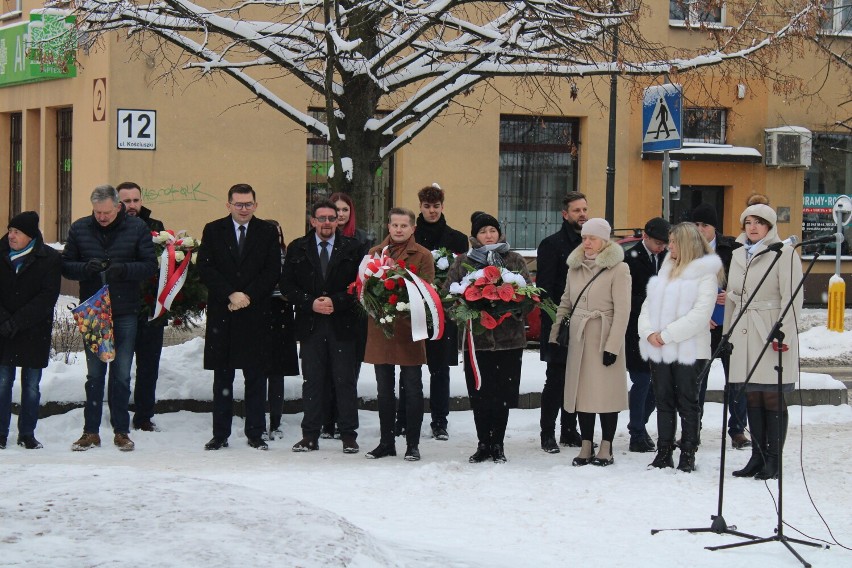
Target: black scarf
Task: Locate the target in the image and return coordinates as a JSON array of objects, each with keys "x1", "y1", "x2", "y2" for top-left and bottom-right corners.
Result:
[{"x1": 415, "y1": 213, "x2": 448, "y2": 250}]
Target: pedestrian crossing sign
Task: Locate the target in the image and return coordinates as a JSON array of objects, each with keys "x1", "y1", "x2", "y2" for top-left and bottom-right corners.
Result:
[{"x1": 642, "y1": 84, "x2": 682, "y2": 152}]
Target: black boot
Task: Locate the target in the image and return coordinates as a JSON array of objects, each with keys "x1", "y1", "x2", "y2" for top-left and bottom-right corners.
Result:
[
  {"x1": 649, "y1": 445, "x2": 674, "y2": 469},
  {"x1": 677, "y1": 447, "x2": 696, "y2": 473},
  {"x1": 733, "y1": 406, "x2": 765, "y2": 478},
  {"x1": 491, "y1": 443, "x2": 507, "y2": 463},
  {"x1": 469, "y1": 442, "x2": 491, "y2": 463},
  {"x1": 365, "y1": 443, "x2": 397, "y2": 459},
  {"x1": 540, "y1": 432, "x2": 560, "y2": 454},
  {"x1": 755, "y1": 409, "x2": 787, "y2": 480}
]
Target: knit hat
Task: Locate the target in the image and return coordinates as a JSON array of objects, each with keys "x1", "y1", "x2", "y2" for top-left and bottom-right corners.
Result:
[
  {"x1": 581, "y1": 218, "x2": 611, "y2": 241},
  {"x1": 690, "y1": 203, "x2": 718, "y2": 228},
  {"x1": 740, "y1": 203, "x2": 776, "y2": 228},
  {"x1": 470, "y1": 211, "x2": 501, "y2": 237},
  {"x1": 8, "y1": 211, "x2": 39, "y2": 239},
  {"x1": 644, "y1": 217, "x2": 671, "y2": 243}
]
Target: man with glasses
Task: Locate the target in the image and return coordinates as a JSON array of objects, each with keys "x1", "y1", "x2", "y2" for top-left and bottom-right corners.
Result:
[
  {"x1": 198, "y1": 184, "x2": 281, "y2": 451},
  {"x1": 282, "y1": 200, "x2": 363, "y2": 454}
]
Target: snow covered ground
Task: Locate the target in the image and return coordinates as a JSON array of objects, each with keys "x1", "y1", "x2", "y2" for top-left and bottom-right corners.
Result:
[{"x1": 2, "y1": 303, "x2": 850, "y2": 566}]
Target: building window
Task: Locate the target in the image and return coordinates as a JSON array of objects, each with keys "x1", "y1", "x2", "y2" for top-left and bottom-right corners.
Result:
[
  {"x1": 803, "y1": 132, "x2": 852, "y2": 255},
  {"x1": 682, "y1": 108, "x2": 727, "y2": 144},
  {"x1": 498, "y1": 115, "x2": 579, "y2": 250},
  {"x1": 669, "y1": 0, "x2": 723, "y2": 26},
  {"x1": 306, "y1": 108, "x2": 392, "y2": 237},
  {"x1": 9, "y1": 113, "x2": 22, "y2": 217},
  {"x1": 820, "y1": 1, "x2": 852, "y2": 34},
  {"x1": 1, "y1": 0, "x2": 22, "y2": 21}
]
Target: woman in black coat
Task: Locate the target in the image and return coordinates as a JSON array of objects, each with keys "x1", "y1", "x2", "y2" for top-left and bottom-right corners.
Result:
[{"x1": 0, "y1": 212, "x2": 62, "y2": 449}]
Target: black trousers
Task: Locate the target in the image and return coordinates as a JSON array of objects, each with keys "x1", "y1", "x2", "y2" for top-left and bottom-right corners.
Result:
[
  {"x1": 539, "y1": 346, "x2": 577, "y2": 434},
  {"x1": 212, "y1": 367, "x2": 266, "y2": 440},
  {"x1": 375, "y1": 364, "x2": 423, "y2": 446},
  {"x1": 298, "y1": 319, "x2": 359, "y2": 439},
  {"x1": 651, "y1": 360, "x2": 705, "y2": 450},
  {"x1": 464, "y1": 348, "x2": 522, "y2": 446}
]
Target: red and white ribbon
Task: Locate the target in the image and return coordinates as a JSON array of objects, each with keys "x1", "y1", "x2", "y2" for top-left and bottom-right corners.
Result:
[
  {"x1": 150, "y1": 244, "x2": 192, "y2": 321},
  {"x1": 466, "y1": 322, "x2": 482, "y2": 390},
  {"x1": 403, "y1": 269, "x2": 445, "y2": 341}
]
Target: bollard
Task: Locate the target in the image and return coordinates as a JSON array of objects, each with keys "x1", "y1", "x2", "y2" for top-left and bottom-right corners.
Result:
[{"x1": 827, "y1": 275, "x2": 846, "y2": 332}]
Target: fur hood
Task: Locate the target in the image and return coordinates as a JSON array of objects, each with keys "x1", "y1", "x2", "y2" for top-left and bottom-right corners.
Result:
[
  {"x1": 566, "y1": 241, "x2": 624, "y2": 270},
  {"x1": 656, "y1": 252, "x2": 722, "y2": 282}
]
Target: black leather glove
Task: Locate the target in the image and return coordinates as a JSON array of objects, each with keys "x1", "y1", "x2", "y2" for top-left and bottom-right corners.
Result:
[
  {"x1": 84, "y1": 258, "x2": 108, "y2": 277},
  {"x1": 0, "y1": 319, "x2": 18, "y2": 338},
  {"x1": 105, "y1": 263, "x2": 127, "y2": 280},
  {"x1": 602, "y1": 351, "x2": 617, "y2": 366}
]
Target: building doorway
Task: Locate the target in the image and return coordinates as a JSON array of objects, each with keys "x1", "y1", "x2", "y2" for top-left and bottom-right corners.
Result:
[{"x1": 670, "y1": 185, "x2": 725, "y2": 228}]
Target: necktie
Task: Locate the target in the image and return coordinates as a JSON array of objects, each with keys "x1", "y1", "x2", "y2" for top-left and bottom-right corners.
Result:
[
  {"x1": 320, "y1": 241, "x2": 330, "y2": 278},
  {"x1": 651, "y1": 253, "x2": 658, "y2": 274},
  {"x1": 237, "y1": 225, "x2": 246, "y2": 256}
]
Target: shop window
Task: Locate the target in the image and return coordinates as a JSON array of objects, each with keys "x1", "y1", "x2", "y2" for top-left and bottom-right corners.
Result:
[
  {"x1": 669, "y1": 0, "x2": 723, "y2": 26},
  {"x1": 9, "y1": 112, "x2": 22, "y2": 218},
  {"x1": 683, "y1": 108, "x2": 727, "y2": 144},
  {"x1": 498, "y1": 115, "x2": 579, "y2": 250},
  {"x1": 820, "y1": 1, "x2": 852, "y2": 35},
  {"x1": 803, "y1": 132, "x2": 852, "y2": 255}
]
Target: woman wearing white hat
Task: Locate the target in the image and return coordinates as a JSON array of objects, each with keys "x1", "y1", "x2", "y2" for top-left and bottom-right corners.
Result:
[{"x1": 549, "y1": 218, "x2": 630, "y2": 467}]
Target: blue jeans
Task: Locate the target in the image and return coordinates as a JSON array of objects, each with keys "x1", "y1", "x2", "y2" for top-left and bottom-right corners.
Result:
[
  {"x1": 0, "y1": 366, "x2": 42, "y2": 437},
  {"x1": 627, "y1": 369, "x2": 656, "y2": 441},
  {"x1": 83, "y1": 314, "x2": 137, "y2": 434},
  {"x1": 133, "y1": 319, "x2": 165, "y2": 426}
]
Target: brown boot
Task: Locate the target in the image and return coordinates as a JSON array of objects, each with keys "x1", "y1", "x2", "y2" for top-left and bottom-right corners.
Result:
[
  {"x1": 71, "y1": 433, "x2": 101, "y2": 451},
  {"x1": 114, "y1": 433, "x2": 135, "y2": 452}
]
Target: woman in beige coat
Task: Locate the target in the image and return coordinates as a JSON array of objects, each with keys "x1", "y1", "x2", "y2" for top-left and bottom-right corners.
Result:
[
  {"x1": 724, "y1": 196, "x2": 802, "y2": 480},
  {"x1": 549, "y1": 218, "x2": 630, "y2": 467}
]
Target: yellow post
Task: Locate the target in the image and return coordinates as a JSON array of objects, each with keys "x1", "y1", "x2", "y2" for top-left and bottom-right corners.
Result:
[{"x1": 827, "y1": 275, "x2": 846, "y2": 332}]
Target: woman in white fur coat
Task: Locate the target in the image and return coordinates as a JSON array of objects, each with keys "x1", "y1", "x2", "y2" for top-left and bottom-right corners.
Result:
[
  {"x1": 549, "y1": 218, "x2": 630, "y2": 467},
  {"x1": 724, "y1": 196, "x2": 802, "y2": 481},
  {"x1": 639, "y1": 222, "x2": 722, "y2": 473}
]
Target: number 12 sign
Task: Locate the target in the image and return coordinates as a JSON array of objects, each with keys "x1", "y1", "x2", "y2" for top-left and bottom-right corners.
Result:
[{"x1": 117, "y1": 109, "x2": 156, "y2": 150}]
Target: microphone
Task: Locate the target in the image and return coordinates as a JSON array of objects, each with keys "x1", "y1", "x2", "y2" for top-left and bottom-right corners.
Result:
[
  {"x1": 792, "y1": 234, "x2": 839, "y2": 248},
  {"x1": 752, "y1": 242, "x2": 784, "y2": 258}
]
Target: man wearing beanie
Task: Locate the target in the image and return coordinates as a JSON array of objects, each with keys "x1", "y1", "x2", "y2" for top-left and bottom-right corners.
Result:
[
  {"x1": 62, "y1": 185, "x2": 157, "y2": 452},
  {"x1": 536, "y1": 191, "x2": 588, "y2": 452},
  {"x1": 623, "y1": 217, "x2": 669, "y2": 452},
  {"x1": 0, "y1": 212, "x2": 62, "y2": 450},
  {"x1": 116, "y1": 181, "x2": 167, "y2": 433},
  {"x1": 689, "y1": 203, "x2": 748, "y2": 449}
]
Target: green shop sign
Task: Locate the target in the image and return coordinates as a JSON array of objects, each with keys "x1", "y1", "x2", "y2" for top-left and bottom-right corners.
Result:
[{"x1": 0, "y1": 11, "x2": 76, "y2": 88}]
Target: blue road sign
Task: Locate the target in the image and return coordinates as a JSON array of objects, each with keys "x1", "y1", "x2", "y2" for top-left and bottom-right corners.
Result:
[{"x1": 642, "y1": 84, "x2": 682, "y2": 152}]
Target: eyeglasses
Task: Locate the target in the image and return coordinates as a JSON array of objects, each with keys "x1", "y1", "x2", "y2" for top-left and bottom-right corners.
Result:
[
  {"x1": 230, "y1": 202, "x2": 255, "y2": 210},
  {"x1": 314, "y1": 215, "x2": 338, "y2": 223}
]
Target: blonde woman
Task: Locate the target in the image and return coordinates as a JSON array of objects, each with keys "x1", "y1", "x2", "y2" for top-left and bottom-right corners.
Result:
[
  {"x1": 548, "y1": 218, "x2": 630, "y2": 467},
  {"x1": 725, "y1": 195, "x2": 802, "y2": 480},
  {"x1": 639, "y1": 222, "x2": 722, "y2": 472}
]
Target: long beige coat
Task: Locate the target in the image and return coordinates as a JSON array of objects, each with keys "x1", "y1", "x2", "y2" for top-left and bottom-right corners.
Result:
[
  {"x1": 549, "y1": 243, "x2": 631, "y2": 413},
  {"x1": 363, "y1": 236, "x2": 436, "y2": 366},
  {"x1": 723, "y1": 233, "x2": 802, "y2": 386}
]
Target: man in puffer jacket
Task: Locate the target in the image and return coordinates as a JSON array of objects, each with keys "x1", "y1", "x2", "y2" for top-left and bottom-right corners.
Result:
[{"x1": 62, "y1": 185, "x2": 157, "y2": 452}]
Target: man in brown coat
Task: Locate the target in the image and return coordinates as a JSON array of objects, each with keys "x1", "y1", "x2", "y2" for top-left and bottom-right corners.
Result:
[{"x1": 363, "y1": 208, "x2": 435, "y2": 461}]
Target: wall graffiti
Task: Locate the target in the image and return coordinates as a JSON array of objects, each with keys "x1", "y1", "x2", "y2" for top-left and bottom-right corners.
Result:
[{"x1": 142, "y1": 183, "x2": 217, "y2": 204}]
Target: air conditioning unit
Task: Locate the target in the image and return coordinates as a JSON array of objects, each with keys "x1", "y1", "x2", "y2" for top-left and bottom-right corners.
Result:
[{"x1": 764, "y1": 126, "x2": 812, "y2": 167}]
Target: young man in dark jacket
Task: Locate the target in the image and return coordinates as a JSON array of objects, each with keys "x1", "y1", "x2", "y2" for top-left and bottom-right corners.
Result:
[
  {"x1": 62, "y1": 185, "x2": 157, "y2": 452},
  {"x1": 406, "y1": 183, "x2": 468, "y2": 441},
  {"x1": 117, "y1": 181, "x2": 167, "y2": 432},
  {"x1": 536, "y1": 191, "x2": 589, "y2": 452},
  {"x1": 0, "y1": 212, "x2": 62, "y2": 450}
]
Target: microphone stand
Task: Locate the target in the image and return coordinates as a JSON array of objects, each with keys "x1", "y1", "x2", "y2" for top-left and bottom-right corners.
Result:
[
  {"x1": 652, "y1": 244, "x2": 784, "y2": 540},
  {"x1": 706, "y1": 252, "x2": 828, "y2": 567}
]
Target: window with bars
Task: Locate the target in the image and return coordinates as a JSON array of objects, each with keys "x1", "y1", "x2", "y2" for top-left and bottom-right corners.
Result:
[
  {"x1": 669, "y1": 0, "x2": 723, "y2": 26},
  {"x1": 820, "y1": 1, "x2": 852, "y2": 34},
  {"x1": 498, "y1": 115, "x2": 579, "y2": 250},
  {"x1": 682, "y1": 108, "x2": 727, "y2": 144},
  {"x1": 57, "y1": 108, "x2": 72, "y2": 241},
  {"x1": 9, "y1": 112, "x2": 22, "y2": 218}
]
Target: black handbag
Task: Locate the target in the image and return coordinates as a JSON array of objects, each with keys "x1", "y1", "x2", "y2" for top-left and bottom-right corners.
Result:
[{"x1": 555, "y1": 268, "x2": 605, "y2": 348}]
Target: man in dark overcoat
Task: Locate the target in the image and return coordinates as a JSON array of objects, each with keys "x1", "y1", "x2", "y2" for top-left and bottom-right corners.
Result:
[
  {"x1": 197, "y1": 183, "x2": 280, "y2": 451},
  {"x1": 62, "y1": 185, "x2": 157, "y2": 452},
  {"x1": 0, "y1": 212, "x2": 61, "y2": 450},
  {"x1": 690, "y1": 203, "x2": 747, "y2": 449},
  {"x1": 624, "y1": 217, "x2": 669, "y2": 452},
  {"x1": 281, "y1": 199, "x2": 363, "y2": 454},
  {"x1": 536, "y1": 191, "x2": 587, "y2": 452}
]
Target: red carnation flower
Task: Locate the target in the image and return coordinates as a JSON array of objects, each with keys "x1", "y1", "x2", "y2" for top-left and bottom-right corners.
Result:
[
  {"x1": 384, "y1": 279, "x2": 397, "y2": 290},
  {"x1": 397, "y1": 278, "x2": 405, "y2": 287},
  {"x1": 409, "y1": 264, "x2": 417, "y2": 274},
  {"x1": 398, "y1": 260, "x2": 407, "y2": 268},
  {"x1": 388, "y1": 294, "x2": 399, "y2": 305}
]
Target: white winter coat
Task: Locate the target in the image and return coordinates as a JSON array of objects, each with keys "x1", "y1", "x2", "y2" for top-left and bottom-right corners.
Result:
[
  {"x1": 638, "y1": 254, "x2": 721, "y2": 364},
  {"x1": 723, "y1": 230, "x2": 802, "y2": 386}
]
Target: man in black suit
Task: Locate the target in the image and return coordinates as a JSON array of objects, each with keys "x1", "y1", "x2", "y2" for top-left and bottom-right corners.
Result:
[
  {"x1": 537, "y1": 191, "x2": 588, "y2": 453},
  {"x1": 281, "y1": 200, "x2": 363, "y2": 454},
  {"x1": 624, "y1": 217, "x2": 669, "y2": 453},
  {"x1": 198, "y1": 184, "x2": 281, "y2": 450}
]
